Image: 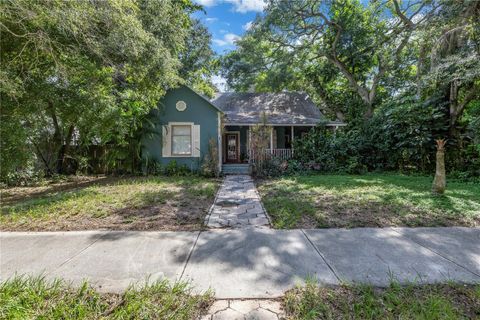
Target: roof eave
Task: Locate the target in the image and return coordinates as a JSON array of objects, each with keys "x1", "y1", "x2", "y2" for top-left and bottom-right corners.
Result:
[{"x1": 223, "y1": 122, "x2": 346, "y2": 126}]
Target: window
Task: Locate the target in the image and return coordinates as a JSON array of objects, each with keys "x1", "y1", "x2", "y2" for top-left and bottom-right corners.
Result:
[{"x1": 171, "y1": 125, "x2": 192, "y2": 155}]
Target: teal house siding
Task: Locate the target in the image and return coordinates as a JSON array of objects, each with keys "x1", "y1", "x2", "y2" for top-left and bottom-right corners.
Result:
[{"x1": 142, "y1": 86, "x2": 220, "y2": 171}]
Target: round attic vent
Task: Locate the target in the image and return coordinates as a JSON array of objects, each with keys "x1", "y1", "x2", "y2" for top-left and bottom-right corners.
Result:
[{"x1": 176, "y1": 100, "x2": 187, "y2": 111}]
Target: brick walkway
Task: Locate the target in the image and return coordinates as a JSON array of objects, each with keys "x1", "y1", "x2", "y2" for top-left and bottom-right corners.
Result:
[
  {"x1": 205, "y1": 175, "x2": 270, "y2": 228},
  {"x1": 202, "y1": 299, "x2": 284, "y2": 320}
]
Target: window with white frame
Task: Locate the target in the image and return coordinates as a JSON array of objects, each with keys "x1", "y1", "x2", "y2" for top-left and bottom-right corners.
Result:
[{"x1": 171, "y1": 125, "x2": 192, "y2": 155}]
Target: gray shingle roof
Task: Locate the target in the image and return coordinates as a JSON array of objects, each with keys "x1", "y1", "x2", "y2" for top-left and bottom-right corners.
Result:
[{"x1": 211, "y1": 92, "x2": 325, "y2": 125}]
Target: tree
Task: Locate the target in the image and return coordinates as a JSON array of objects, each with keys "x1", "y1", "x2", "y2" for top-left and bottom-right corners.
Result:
[
  {"x1": 222, "y1": 0, "x2": 438, "y2": 120},
  {"x1": 180, "y1": 19, "x2": 217, "y2": 97},
  {"x1": 0, "y1": 0, "x2": 212, "y2": 181},
  {"x1": 221, "y1": 0, "x2": 479, "y2": 176},
  {"x1": 417, "y1": 1, "x2": 480, "y2": 141}
]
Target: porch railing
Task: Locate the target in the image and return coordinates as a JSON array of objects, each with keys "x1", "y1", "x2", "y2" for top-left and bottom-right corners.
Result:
[
  {"x1": 248, "y1": 148, "x2": 293, "y2": 163},
  {"x1": 266, "y1": 148, "x2": 293, "y2": 160}
]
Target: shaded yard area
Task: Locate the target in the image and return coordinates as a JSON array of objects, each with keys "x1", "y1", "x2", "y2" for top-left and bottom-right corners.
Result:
[
  {"x1": 257, "y1": 174, "x2": 480, "y2": 228},
  {"x1": 285, "y1": 281, "x2": 480, "y2": 319},
  {"x1": 0, "y1": 276, "x2": 213, "y2": 319},
  {"x1": 0, "y1": 176, "x2": 219, "y2": 231}
]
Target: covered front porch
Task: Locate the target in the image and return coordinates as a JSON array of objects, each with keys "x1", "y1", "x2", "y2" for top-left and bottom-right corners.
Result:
[{"x1": 222, "y1": 125, "x2": 313, "y2": 164}]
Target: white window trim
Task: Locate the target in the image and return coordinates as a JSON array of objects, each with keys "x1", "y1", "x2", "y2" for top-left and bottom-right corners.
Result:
[{"x1": 169, "y1": 122, "x2": 194, "y2": 158}]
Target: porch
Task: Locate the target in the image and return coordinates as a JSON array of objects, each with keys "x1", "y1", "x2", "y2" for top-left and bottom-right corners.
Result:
[{"x1": 222, "y1": 125, "x2": 313, "y2": 164}]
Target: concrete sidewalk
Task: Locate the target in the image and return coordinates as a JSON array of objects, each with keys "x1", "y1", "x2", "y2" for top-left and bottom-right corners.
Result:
[{"x1": 1, "y1": 227, "x2": 479, "y2": 298}]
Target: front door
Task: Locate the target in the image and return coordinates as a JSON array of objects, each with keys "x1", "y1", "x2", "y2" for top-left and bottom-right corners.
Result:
[{"x1": 225, "y1": 133, "x2": 239, "y2": 163}]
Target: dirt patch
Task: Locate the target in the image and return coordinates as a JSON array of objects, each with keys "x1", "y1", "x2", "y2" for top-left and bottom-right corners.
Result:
[
  {"x1": 284, "y1": 283, "x2": 480, "y2": 319},
  {"x1": 1, "y1": 175, "x2": 114, "y2": 205},
  {"x1": 1, "y1": 176, "x2": 219, "y2": 232},
  {"x1": 309, "y1": 194, "x2": 478, "y2": 228}
]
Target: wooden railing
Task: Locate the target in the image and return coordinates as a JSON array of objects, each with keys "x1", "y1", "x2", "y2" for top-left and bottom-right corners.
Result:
[
  {"x1": 266, "y1": 149, "x2": 293, "y2": 160},
  {"x1": 248, "y1": 149, "x2": 293, "y2": 163}
]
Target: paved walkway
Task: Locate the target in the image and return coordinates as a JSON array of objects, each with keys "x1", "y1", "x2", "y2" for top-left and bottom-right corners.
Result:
[
  {"x1": 203, "y1": 299, "x2": 284, "y2": 320},
  {"x1": 205, "y1": 175, "x2": 270, "y2": 229},
  {"x1": 1, "y1": 228, "x2": 479, "y2": 300}
]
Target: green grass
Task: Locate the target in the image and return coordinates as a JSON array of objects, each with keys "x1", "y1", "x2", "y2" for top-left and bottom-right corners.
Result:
[
  {"x1": 284, "y1": 280, "x2": 480, "y2": 319},
  {"x1": 0, "y1": 276, "x2": 213, "y2": 320},
  {"x1": 0, "y1": 176, "x2": 219, "y2": 231},
  {"x1": 257, "y1": 174, "x2": 480, "y2": 228}
]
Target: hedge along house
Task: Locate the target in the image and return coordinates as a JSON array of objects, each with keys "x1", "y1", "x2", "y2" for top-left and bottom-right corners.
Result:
[{"x1": 142, "y1": 86, "x2": 345, "y2": 174}]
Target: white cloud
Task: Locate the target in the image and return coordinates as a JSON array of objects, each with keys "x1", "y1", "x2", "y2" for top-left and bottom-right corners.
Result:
[
  {"x1": 212, "y1": 33, "x2": 240, "y2": 47},
  {"x1": 242, "y1": 21, "x2": 253, "y2": 31},
  {"x1": 212, "y1": 74, "x2": 228, "y2": 92},
  {"x1": 195, "y1": 0, "x2": 266, "y2": 13},
  {"x1": 205, "y1": 17, "x2": 218, "y2": 23},
  {"x1": 227, "y1": 0, "x2": 266, "y2": 13},
  {"x1": 195, "y1": 0, "x2": 218, "y2": 7}
]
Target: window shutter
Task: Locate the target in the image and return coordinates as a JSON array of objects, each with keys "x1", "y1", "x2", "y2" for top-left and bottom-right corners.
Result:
[
  {"x1": 162, "y1": 125, "x2": 171, "y2": 157},
  {"x1": 193, "y1": 125, "x2": 200, "y2": 157}
]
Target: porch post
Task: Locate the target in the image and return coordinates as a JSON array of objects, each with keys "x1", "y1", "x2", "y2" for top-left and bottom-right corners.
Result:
[
  {"x1": 291, "y1": 126, "x2": 294, "y2": 155},
  {"x1": 270, "y1": 126, "x2": 274, "y2": 154},
  {"x1": 248, "y1": 126, "x2": 251, "y2": 162}
]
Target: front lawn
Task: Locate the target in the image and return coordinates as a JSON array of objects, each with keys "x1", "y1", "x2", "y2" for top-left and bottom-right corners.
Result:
[
  {"x1": 0, "y1": 276, "x2": 213, "y2": 319},
  {"x1": 284, "y1": 281, "x2": 480, "y2": 319},
  {"x1": 0, "y1": 176, "x2": 219, "y2": 231},
  {"x1": 257, "y1": 174, "x2": 480, "y2": 228}
]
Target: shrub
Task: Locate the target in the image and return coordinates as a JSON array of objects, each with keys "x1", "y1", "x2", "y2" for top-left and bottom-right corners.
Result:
[
  {"x1": 164, "y1": 160, "x2": 192, "y2": 176},
  {"x1": 201, "y1": 138, "x2": 220, "y2": 177},
  {"x1": 292, "y1": 94, "x2": 479, "y2": 177}
]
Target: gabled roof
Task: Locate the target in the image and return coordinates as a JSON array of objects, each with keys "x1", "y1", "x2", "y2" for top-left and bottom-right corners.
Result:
[{"x1": 210, "y1": 92, "x2": 326, "y2": 125}]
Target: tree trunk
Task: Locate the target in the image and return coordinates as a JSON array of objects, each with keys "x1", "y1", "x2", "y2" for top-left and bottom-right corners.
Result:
[
  {"x1": 364, "y1": 103, "x2": 374, "y2": 120},
  {"x1": 56, "y1": 124, "x2": 75, "y2": 174},
  {"x1": 432, "y1": 139, "x2": 446, "y2": 194}
]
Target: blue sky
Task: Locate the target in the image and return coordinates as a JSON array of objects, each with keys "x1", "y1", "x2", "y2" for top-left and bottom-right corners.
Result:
[
  {"x1": 193, "y1": 0, "x2": 265, "y2": 53},
  {"x1": 193, "y1": 0, "x2": 266, "y2": 90}
]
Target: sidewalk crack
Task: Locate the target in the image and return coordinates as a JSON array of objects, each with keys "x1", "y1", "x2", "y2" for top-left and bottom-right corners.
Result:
[
  {"x1": 47, "y1": 231, "x2": 108, "y2": 276},
  {"x1": 179, "y1": 230, "x2": 202, "y2": 280},
  {"x1": 301, "y1": 229, "x2": 341, "y2": 282}
]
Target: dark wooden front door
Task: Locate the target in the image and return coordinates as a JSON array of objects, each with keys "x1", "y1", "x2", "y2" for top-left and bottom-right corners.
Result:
[{"x1": 225, "y1": 133, "x2": 239, "y2": 163}]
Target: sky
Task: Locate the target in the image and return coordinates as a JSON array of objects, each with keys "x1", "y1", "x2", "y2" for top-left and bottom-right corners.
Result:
[{"x1": 193, "y1": 0, "x2": 267, "y2": 91}]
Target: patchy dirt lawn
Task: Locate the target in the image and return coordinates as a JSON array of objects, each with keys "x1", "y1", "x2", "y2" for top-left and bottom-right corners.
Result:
[
  {"x1": 284, "y1": 281, "x2": 480, "y2": 319},
  {"x1": 0, "y1": 175, "x2": 219, "y2": 231},
  {"x1": 257, "y1": 174, "x2": 480, "y2": 228}
]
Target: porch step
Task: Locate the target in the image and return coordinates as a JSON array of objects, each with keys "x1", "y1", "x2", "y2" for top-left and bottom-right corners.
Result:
[{"x1": 222, "y1": 164, "x2": 250, "y2": 175}]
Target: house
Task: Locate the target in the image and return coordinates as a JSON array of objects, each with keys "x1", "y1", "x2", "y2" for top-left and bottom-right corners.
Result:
[{"x1": 142, "y1": 86, "x2": 345, "y2": 174}]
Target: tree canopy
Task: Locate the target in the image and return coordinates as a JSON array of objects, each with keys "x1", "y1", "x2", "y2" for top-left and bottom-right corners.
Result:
[
  {"x1": 221, "y1": 0, "x2": 479, "y2": 175},
  {"x1": 222, "y1": 0, "x2": 478, "y2": 121},
  {"x1": 1, "y1": 0, "x2": 216, "y2": 182}
]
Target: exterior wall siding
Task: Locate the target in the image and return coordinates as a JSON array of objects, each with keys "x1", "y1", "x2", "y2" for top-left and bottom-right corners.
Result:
[{"x1": 142, "y1": 86, "x2": 219, "y2": 171}]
